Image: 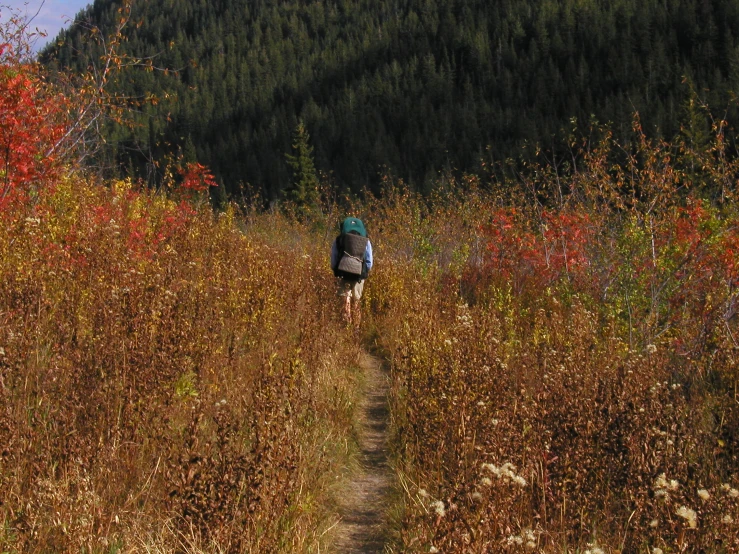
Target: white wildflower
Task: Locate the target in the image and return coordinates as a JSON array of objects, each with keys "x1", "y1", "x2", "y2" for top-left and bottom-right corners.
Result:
[
  {"x1": 654, "y1": 473, "x2": 679, "y2": 500},
  {"x1": 457, "y1": 313, "x2": 473, "y2": 327},
  {"x1": 646, "y1": 344, "x2": 657, "y2": 354},
  {"x1": 649, "y1": 519, "x2": 659, "y2": 528},
  {"x1": 584, "y1": 545, "x2": 605, "y2": 554},
  {"x1": 512, "y1": 475, "x2": 528, "y2": 487},
  {"x1": 480, "y1": 477, "x2": 492, "y2": 486},
  {"x1": 653, "y1": 548, "x2": 663, "y2": 554},
  {"x1": 697, "y1": 488, "x2": 710, "y2": 501},
  {"x1": 471, "y1": 491, "x2": 483, "y2": 501},
  {"x1": 482, "y1": 461, "x2": 526, "y2": 486},
  {"x1": 418, "y1": 489, "x2": 429, "y2": 498},
  {"x1": 431, "y1": 500, "x2": 446, "y2": 517},
  {"x1": 522, "y1": 528, "x2": 536, "y2": 549},
  {"x1": 722, "y1": 514, "x2": 734, "y2": 524},
  {"x1": 429, "y1": 547, "x2": 439, "y2": 553},
  {"x1": 730, "y1": 488, "x2": 739, "y2": 498},
  {"x1": 676, "y1": 505, "x2": 698, "y2": 529},
  {"x1": 506, "y1": 535, "x2": 524, "y2": 546},
  {"x1": 654, "y1": 473, "x2": 669, "y2": 489}
]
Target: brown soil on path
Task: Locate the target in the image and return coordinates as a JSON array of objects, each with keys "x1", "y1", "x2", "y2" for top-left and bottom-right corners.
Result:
[{"x1": 329, "y1": 351, "x2": 392, "y2": 553}]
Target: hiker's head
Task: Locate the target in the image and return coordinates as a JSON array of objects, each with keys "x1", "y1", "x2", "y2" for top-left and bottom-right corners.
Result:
[{"x1": 340, "y1": 217, "x2": 366, "y2": 237}]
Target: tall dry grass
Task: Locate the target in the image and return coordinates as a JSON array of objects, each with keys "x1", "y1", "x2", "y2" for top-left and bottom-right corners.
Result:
[
  {"x1": 365, "y1": 125, "x2": 739, "y2": 552},
  {"x1": 0, "y1": 177, "x2": 359, "y2": 552}
]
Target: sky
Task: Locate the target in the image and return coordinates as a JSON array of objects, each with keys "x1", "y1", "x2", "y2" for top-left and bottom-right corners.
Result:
[{"x1": 2, "y1": 0, "x2": 91, "y2": 49}]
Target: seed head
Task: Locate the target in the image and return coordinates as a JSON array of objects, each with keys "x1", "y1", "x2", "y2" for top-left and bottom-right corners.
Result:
[
  {"x1": 431, "y1": 500, "x2": 446, "y2": 517},
  {"x1": 676, "y1": 505, "x2": 698, "y2": 529}
]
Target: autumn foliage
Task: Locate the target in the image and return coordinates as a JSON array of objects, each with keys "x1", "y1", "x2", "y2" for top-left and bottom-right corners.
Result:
[
  {"x1": 363, "y1": 124, "x2": 739, "y2": 552},
  {"x1": 178, "y1": 162, "x2": 218, "y2": 192},
  {"x1": 0, "y1": 175, "x2": 363, "y2": 552},
  {"x1": 5, "y1": 4, "x2": 739, "y2": 553},
  {"x1": 0, "y1": 47, "x2": 69, "y2": 206},
  {"x1": 0, "y1": 10, "x2": 359, "y2": 553}
]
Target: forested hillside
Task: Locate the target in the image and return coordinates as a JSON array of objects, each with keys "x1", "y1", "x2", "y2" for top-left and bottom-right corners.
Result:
[{"x1": 44, "y1": 0, "x2": 739, "y2": 199}]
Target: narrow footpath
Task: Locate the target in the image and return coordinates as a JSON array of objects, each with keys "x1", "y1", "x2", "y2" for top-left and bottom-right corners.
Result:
[{"x1": 330, "y1": 351, "x2": 392, "y2": 553}]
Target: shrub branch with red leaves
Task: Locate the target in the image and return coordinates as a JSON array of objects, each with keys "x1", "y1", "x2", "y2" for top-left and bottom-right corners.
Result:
[
  {"x1": 178, "y1": 162, "x2": 217, "y2": 192},
  {"x1": 0, "y1": 59, "x2": 70, "y2": 204}
]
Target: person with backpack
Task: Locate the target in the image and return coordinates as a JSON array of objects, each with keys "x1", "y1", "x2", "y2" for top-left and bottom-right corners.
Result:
[{"x1": 331, "y1": 217, "x2": 373, "y2": 326}]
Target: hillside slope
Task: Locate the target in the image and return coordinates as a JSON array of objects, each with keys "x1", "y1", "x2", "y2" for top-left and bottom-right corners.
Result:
[{"x1": 44, "y1": 0, "x2": 739, "y2": 197}]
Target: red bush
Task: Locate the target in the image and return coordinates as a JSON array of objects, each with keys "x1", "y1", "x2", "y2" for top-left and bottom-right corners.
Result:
[{"x1": 0, "y1": 54, "x2": 69, "y2": 206}]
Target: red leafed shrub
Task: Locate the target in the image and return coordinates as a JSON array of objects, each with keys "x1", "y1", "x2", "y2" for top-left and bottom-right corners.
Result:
[
  {"x1": 0, "y1": 53, "x2": 70, "y2": 206},
  {"x1": 540, "y1": 209, "x2": 594, "y2": 280},
  {"x1": 476, "y1": 207, "x2": 540, "y2": 289},
  {"x1": 178, "y1": 161, "x2": 217, "y2": 191},
  {"x1": 474, "y1": 207, "x2": 596, "y2": 294}
]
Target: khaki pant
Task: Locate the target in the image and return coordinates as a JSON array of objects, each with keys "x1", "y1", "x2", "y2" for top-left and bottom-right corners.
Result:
[{"x1": 337, "y1": 278, "x2": 364, "y2": 299}]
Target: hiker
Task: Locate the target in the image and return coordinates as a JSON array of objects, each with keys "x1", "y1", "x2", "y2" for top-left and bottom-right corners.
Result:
[{"x1": 331, "y1": 217, "x2": 373, "y2": 326}]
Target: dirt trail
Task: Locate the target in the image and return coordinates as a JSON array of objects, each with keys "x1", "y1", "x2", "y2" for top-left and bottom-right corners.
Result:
[{"x1": 330, "y1": 351, "x2": 392, "y2": 553}]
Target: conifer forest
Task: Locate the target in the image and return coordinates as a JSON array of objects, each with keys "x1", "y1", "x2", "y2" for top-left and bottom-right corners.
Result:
[{"x1": 43, "y1": 0, "x2": 739, "y2": 199}]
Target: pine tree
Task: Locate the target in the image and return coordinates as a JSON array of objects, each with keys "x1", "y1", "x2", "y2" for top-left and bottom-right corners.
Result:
[
  {"x1": 285, "y1": 120, "x2": 320, "y2": 212},
  {"x1": 680, "y1": 83, "x2": 712, "y2": 184}
]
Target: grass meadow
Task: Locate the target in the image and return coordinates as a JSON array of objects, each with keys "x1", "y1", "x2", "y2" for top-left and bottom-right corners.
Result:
[
  {"x1": 3, "y1": 129, "x2": 739, "y2": 553},
  {"x1": 2, "y1": 17, "x2": 739, "y2": 549},
  {"x1": 0, "y1": 177, "x2": 364, "y2": 552},
  {"x1": 363, "y1": 127, "x2": 739, "y2": 553}
]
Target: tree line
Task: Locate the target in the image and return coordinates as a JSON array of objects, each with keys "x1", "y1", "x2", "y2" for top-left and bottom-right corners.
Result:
[{"x1": 42, "y1": 0, "x2": 739, "y2": 200}]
